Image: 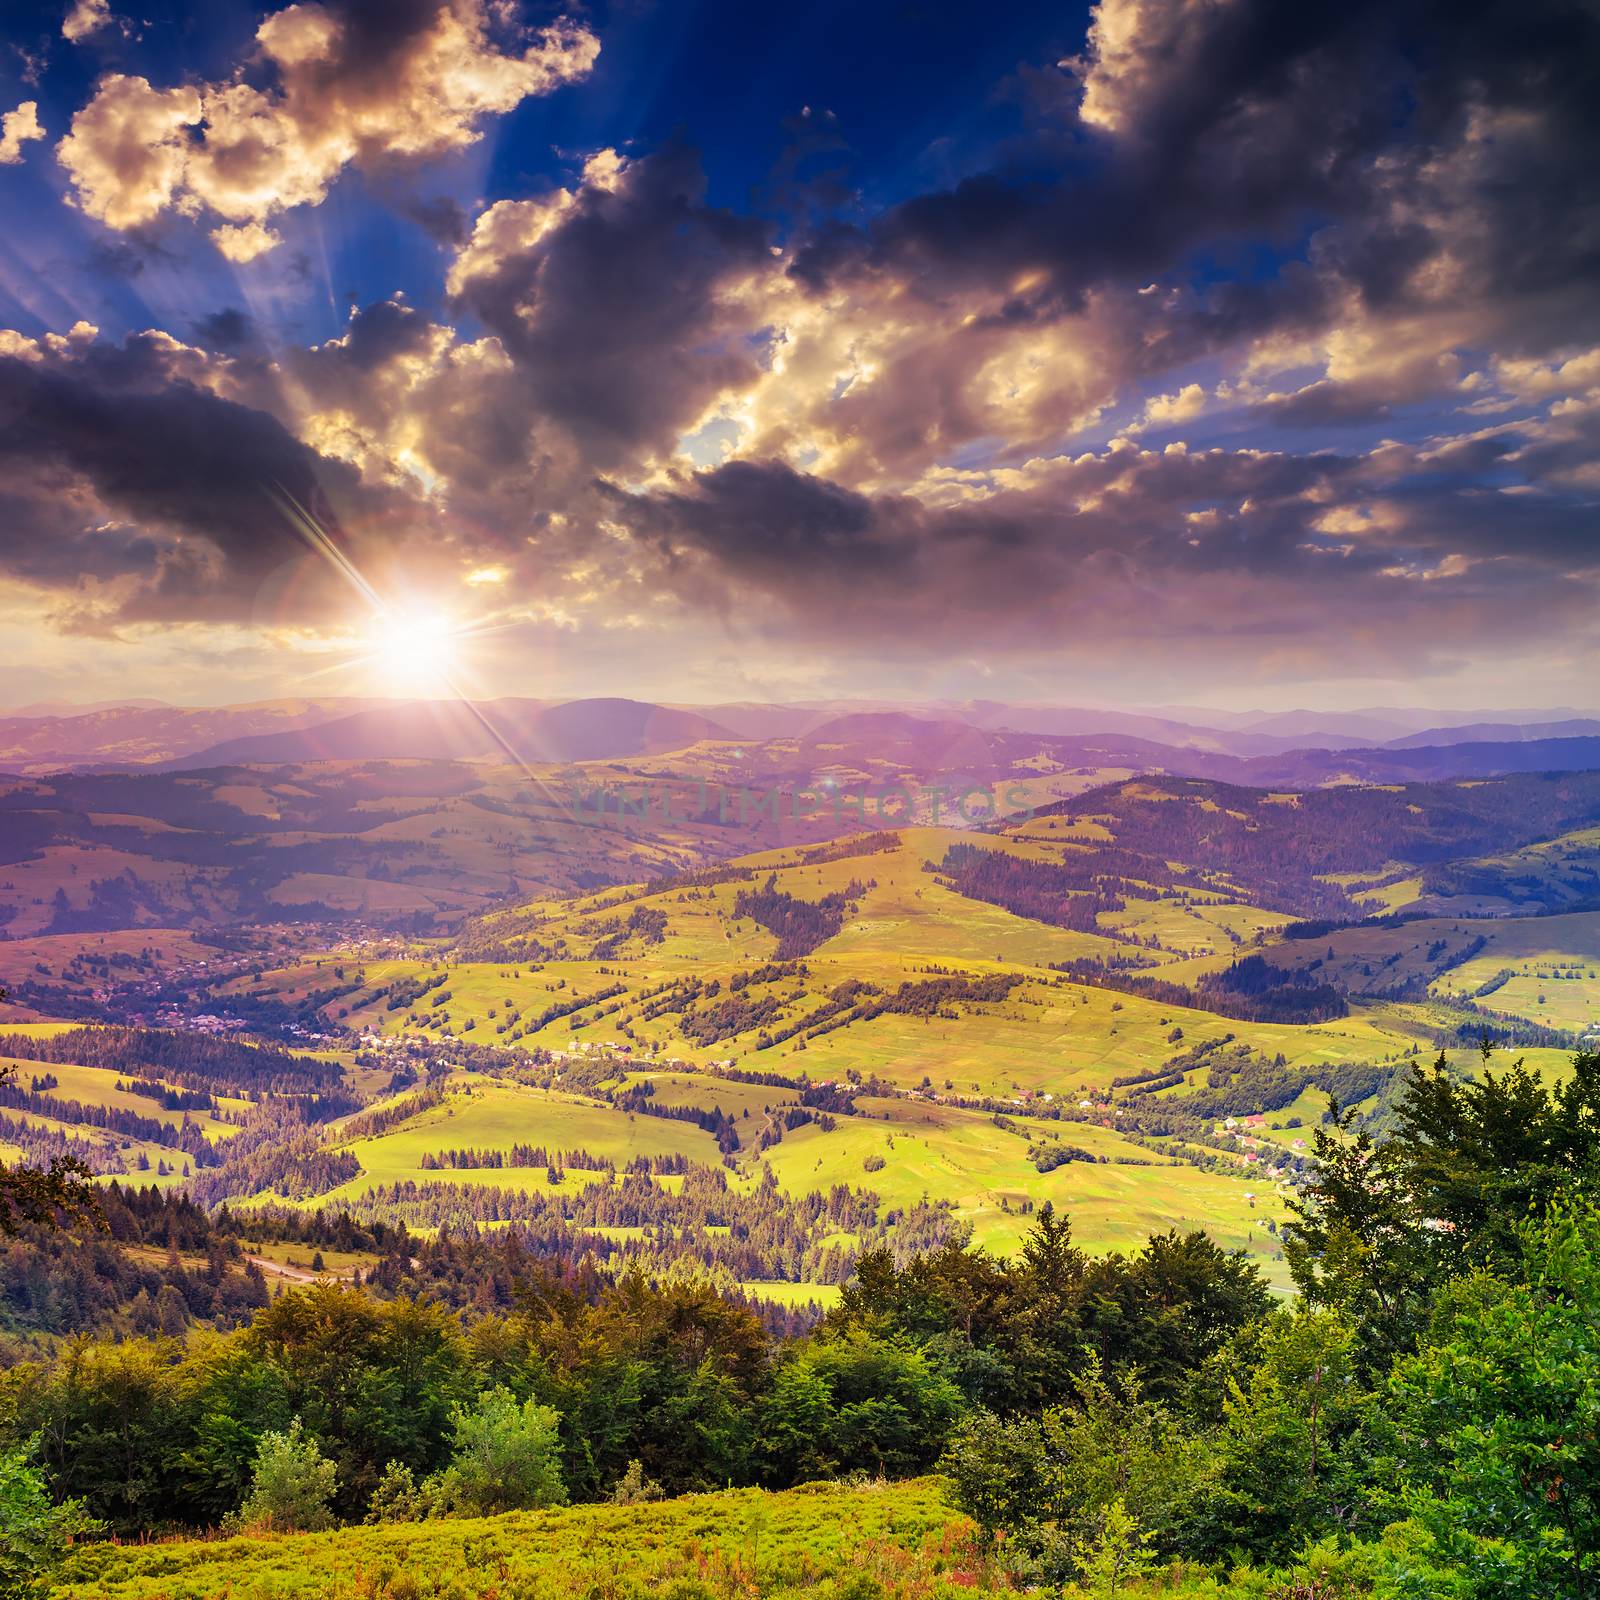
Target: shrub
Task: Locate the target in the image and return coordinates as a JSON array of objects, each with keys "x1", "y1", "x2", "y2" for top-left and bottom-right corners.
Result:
[
  {"x1": 365, "y1": 1461, "x2": 432, "y2": 1524},
  {"x1": 232, "y1": 1419, "x2": 339, "y2": 1534},
  {"x1": 609, "y1": 1459, "x2": 664, "y2": 1505},
  {"x1": 0, "y1": 1439, "x2": 102, "y2": 1600},
  {"x1": 433, "y1": 1387, "x2": 567, "y2": 1516}
]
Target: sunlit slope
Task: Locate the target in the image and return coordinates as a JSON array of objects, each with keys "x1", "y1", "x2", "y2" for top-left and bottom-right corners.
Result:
[
  {"x1": 289, "y1": 827, "x2": 1421, "y2": 1096},
  {"x1": 56, "y1": 1479, "x2": 971, "y2": 1600},
  {"x1": 318, "y1": 1078, "x2": 722, "y2": 1204},
  {"x1": 758, "y1": 1092, "x2": 1284, "y2": 1264},
  {"x1": 1182, "y1": 909, "x2": 1600, "y2": 1031}
]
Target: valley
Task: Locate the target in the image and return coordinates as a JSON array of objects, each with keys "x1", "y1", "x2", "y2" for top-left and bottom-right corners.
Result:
[
  {"x1": 6, "y1": 758, "x2": 1597, "y2": 1319},
  {"x1": 4, "y1": 701, "x2": 1598, "y2": 1600}
]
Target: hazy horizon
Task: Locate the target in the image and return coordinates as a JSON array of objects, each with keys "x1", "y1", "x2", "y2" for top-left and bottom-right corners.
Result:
[{"x1": 6, "y1": 690, "x2": 1600, "y2": 726}]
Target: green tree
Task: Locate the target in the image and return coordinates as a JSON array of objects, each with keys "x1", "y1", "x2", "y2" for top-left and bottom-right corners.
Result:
[
  {"x1": 1194, "y1": 1308, "x2": 1375, "y2": 1563},
  {"x1": 607, "y1": 1458, "x2": 663, "y2": 1504},
  {"x1": 941, "y1": 1407, "x2": 1052, "y2": 1549},
  {"x1": 1282, "y1": 1098, "x2": 1438, "y2": 1366},
  {"x1": 1286, "y1": 1048, "x2": 1600, "y2": 1366},
  {"x1": 758, "y1": 1332, "x2": 961, "y2": 1483},
  {"x1": 1074, "y1": 1496, "x2": 1153, "y2": 1598},
  {"x1": 1384, "y1": 1202, "x2": 1600, "y2": 1600},
  {"x1": 434, "y1": 1387, "x2": 566, "y2": 1516},
  {"x1": 0, "y1": 1439, "x2": 102, "y2": 1600},
  {"x1": 238, "y1": 1285, "x2": 475, "y2": 1512},
  {"x1": 1080, "y1": 1229, "x2": 1274, "y2": 1403},
  {"x1": 232, "y1": 1419, "x2": 338, "y2": 1533},
  {"x1": 5, "y1": 1335, "x2": 199, "y2": 1535},
  {"x1": 756, "y1": 1358, "x2": 836, "y2": 1484},
  {"x1": 943, "y1": 1364, "x2": 1209, "y2": 1582}
]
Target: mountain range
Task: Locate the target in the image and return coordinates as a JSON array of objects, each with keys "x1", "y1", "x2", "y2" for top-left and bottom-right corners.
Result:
[{"x1": 4, "y1": 695, "x2": 1600, "y2": 779}]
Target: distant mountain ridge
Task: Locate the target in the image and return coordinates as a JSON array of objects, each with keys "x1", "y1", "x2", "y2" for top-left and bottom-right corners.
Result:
[
  {"x1": 7, "y1": 693, "x2": 1600, "y2": 785},
  {"x1": 0, "y1": 699, "x2": 379, "y2": 775},
  {"x1": 1385, "y1": 718, "x2": 1600, "y2": 749},
  {"x1": 1236, "y1": 736, "x2": 1600, "y2": 786},
  {"x1": 161, "y1": 697, "x2": 736, "y2": 768}
]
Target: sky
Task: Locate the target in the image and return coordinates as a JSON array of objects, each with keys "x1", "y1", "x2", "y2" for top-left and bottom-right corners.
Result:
[{"x1": 0, "y1": 0, "x2": 1598, "y2": 712}]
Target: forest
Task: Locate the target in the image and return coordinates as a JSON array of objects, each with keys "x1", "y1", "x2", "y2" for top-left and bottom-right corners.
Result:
[{"x1": 3, "y1": 1045, "x2": 1596, "y2": 1598}]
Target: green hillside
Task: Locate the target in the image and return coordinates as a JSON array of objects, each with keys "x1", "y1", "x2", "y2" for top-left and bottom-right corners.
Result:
[
  {"x1": 7, "y1": 773, "x2": 1598, "y2": 1314},
  {"x1": 54, "y1": 1479, "x2": 974, "y2": 1600}
]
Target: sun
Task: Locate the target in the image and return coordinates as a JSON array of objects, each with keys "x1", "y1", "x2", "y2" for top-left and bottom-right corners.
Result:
[{"x1": 367, "y1": 607, "x2": 462, "y2": 692}]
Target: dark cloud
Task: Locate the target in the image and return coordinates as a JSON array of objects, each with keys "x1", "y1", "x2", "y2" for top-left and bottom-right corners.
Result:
[
  {"x1": 0, "y1": 336, "x2": 390, "y2": 624},
  {"x1": 604, "y1": 409, "x2": 1600, "y2": 669},
  {"x1": 449, "y1": 142, "x2": 770, "y2": 469},
  {"x1": 610, "y1": 459, "x2": 918, "y2": 587},
  {"x1": 794, "y1": 0, "x2": 1600, "y2": 350},
  {"x1": 400, "y1": 193, "x2": 469, "y2": 245},
  {"x1": 191, "y1": 307, "x2": 257, "y2": 351},
  {"x1": 84, "y1": 236, "x2": 167, "y2": 280}
]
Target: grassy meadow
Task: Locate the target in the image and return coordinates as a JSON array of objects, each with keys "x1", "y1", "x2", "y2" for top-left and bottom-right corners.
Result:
[
  {"x1": 49, "y1": 1474, "x2": 1334, "y2": 1600},
  {"x1": 9, "y1": 802, "x2": 1596, "y2": 1307}
]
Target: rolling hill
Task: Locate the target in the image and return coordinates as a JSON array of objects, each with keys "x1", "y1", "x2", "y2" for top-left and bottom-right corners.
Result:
[{"x1": 4, "y1": 758, "x2": 1597, "y2": 1319}]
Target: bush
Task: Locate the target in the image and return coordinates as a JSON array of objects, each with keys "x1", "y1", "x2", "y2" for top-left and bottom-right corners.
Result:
[
  {"x1": 609, "y1": 1459, "x2": 664, "y2": 1505},
  {"x1": 365, "y1": 1461, "x2": 432, "y2": 1524},
  {"x1": 231, "y1": 1419, "x2": 339, "y2": 1534},
  {"x1": 0, "y1": 1439, "x2": 102, "y2": 1600},
  {"x1": 433, "y1": 1387, "x2": 567, "y2": 1516}
]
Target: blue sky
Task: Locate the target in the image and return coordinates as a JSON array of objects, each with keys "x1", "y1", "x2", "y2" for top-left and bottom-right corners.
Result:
[{"x1": 3, "y1": 1, "x2": 1088, "y2": 345}]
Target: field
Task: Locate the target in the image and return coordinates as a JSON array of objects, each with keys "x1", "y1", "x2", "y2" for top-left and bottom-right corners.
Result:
[
  {"x1": 1211, "y1": 911, "x2": 1600, "y2": 1033},
  {"x1": 0, "y1": 1036, "x2": 249, "y2": 1188},
  {"x1": 190, "y1": 818, "x2": 1436, "y2": 1287},
  {"x1": 54, "y1": 1474, "x2": 1320, "y2": 1600},
  {"x1": 7, "y1": 769, "x2": 1599, "y2": 1317},
  {"x1": 322, "y1": 1079, "x2": 724, "y2": 1203},
  {"x1": 758, "y1": 1094, "x2": 1282, "y2": 1260},
  {"x1": 315, "y1": 826, "x2": 1428, "y2": 1091}
]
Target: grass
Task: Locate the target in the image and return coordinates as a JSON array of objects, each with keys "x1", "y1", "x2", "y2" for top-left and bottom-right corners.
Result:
[
  {"x1": 759, "y1": 1093, "x2": 1289, "y2": 1279},
  {"x1": 47, "y1": 1476, "x2": 1394, "y2": 1600},
  {"x1": 318, "y1": 1079, "x2": 723, "y2": 1204},
  {"x1": 628, "y1": 1070, "x2": 803, "y2": 1119},
  {"x1": 741, "y1": 1279, "x2": 842, "y2": 1308},
  {"x1": 1, "y1": 1056, "x2": 247, "y2": 1138},
  {"x1": 56, "y1": 1478, "x2": 988, "y2": 1600}
]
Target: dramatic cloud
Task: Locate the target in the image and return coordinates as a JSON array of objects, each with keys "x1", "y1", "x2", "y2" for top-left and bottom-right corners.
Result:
[
  {"x1": 11, "y1": 0, "x2": 1600, "y2": 701},
  {"x1": 55, "y1": 75, "x2": 200, "y2": 229},
  {"x1": 0, "y1": 100, "x2": 44, "y2": 164},
  {"x1": 447, "y1": 144, "x2": 770, "y2": 470},
  {"x1": 603, "y1": 407, "x2": 1600, "y2": 683},
  {"x1": 57, "y1": 0, "x2": 599, "y2": 257},
  {"x1": 778, "y1": 0, "x2": 1600, "y2": 474},
  {"x1": 0, "y1": 328, "x2": 429, "y2": 629}
]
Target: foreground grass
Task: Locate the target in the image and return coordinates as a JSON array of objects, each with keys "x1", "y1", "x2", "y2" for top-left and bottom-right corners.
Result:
[
  {"x1": 52, "y1": 1477, "x2": 1382, "y2": 1600},
  {"x1": 56, "y1": 1479, "x2": 992, "y2": 1600}
]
